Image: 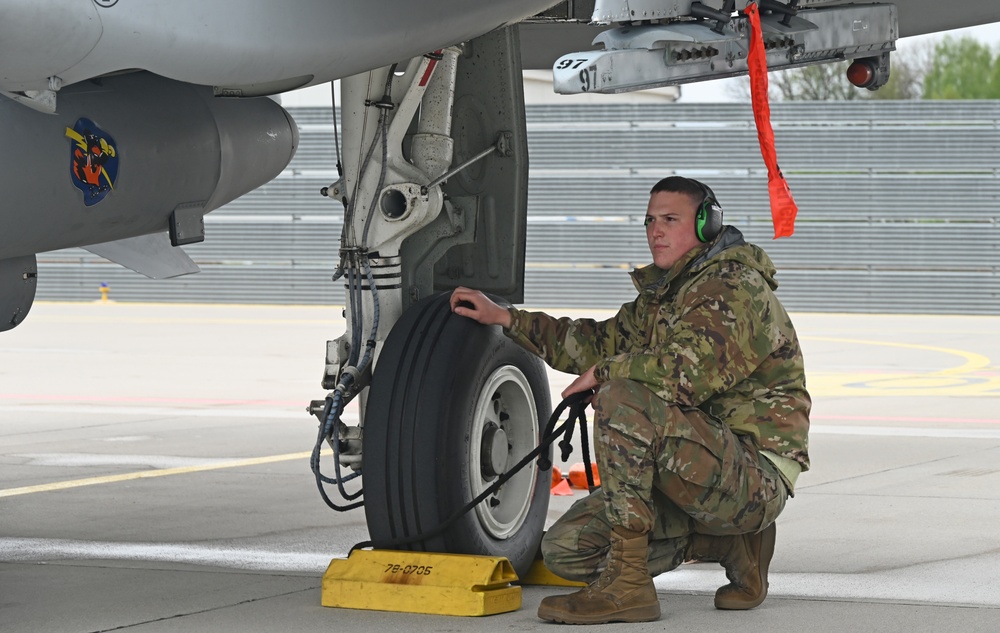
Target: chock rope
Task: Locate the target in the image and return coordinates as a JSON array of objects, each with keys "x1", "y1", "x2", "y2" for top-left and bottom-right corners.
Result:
[{"x1": 349, "y1": 389, "x2": 596, "y2": 553}]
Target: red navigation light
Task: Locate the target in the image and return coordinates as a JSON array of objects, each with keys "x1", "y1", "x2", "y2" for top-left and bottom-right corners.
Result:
[{"x1": 847, "y1": 59, "x2": 876, "y2": 88}]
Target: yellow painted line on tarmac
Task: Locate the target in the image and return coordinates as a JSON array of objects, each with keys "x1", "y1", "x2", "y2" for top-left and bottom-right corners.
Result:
[
  {"x1": 0, "y1": 451, "x2": 313, "y2": 499},
  {"x1": 803, "y1": 336, "x2": 1000, "y2": 397},
  {"x1": 804, "y1": 336, "x2": 991, "y2": 374},
  {"x1": 809, "y1": 374, "x2": 1000, "y2": 397}
]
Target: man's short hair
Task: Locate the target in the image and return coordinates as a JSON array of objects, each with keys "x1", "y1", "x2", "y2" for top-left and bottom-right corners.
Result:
[{"x1": 649, "y1": 176, "x2": 708, "y2": 206}]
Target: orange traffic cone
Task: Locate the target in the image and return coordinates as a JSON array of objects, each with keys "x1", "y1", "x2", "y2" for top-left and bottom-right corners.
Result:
[
  {"x1": 551, "y1": 466, "x2": 563, "y2": 487},
  {"x1": 568, "y1": 462, "x2": 600, "y2": 489},
  {"x1": 551, "y1": 478, "x2": 573, "y2": 496}
]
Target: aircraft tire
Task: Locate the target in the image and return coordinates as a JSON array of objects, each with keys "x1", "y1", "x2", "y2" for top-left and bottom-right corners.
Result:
[{"x1": 364, "y1": 292, "x2": 551, "y2": 577}]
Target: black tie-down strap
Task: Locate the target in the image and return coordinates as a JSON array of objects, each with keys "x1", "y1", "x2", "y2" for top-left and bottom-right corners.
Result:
[{"x1": 351, "y1": 390, "x2": 597, "y2": 553}]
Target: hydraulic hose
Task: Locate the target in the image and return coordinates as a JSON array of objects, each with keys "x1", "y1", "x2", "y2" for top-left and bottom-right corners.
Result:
[{"x1": 312, "y1": 253, "x2": 381, "y2": 511}]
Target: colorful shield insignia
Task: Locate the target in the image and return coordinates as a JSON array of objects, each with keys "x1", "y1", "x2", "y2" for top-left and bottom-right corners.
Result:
[{"x1": 65, "y1": 118, "x2": 119, "y2": 206}]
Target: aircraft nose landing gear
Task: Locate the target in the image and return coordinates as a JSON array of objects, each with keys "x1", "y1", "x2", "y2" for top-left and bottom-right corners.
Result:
[{"x1": 311, "y1": 26, "x2": 547, "y2": 578}]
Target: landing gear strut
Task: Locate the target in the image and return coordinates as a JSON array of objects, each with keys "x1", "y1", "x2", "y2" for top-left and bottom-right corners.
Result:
[{"x1": 311, "y1": 26, "x2": 548, "y2": 575}]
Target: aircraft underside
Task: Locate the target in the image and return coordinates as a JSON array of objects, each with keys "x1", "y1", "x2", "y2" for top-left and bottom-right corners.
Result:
[{"x1": 1, "y1": 0, "x2": 997, "y2": 574}]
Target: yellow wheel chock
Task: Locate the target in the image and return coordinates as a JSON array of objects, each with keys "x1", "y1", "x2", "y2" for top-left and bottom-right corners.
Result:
[
  {"x1": 321, "y1": 549, "x2": 521, "y2": 616},
  {"x1": 519, "y1": 558, "x2": 587, "y2": 587}
]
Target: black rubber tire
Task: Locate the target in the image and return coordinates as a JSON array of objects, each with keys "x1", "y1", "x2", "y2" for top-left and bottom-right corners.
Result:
[{"x1": 363, "y1": 292, "x2": 551, "y2": 577}]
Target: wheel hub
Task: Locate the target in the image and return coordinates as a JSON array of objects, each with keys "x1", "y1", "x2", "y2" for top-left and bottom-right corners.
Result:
[
  {"x1": 481, "y1": 424, "x2": 509, "y2": 479},
  {"x1": 469, "y1": 365, "x2": 539, "y2": 540}
]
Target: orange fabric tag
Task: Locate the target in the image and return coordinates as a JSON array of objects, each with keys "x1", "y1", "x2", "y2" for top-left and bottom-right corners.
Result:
[{"x1": 745, "y1": 2, "x2": 798, "y2": 239}]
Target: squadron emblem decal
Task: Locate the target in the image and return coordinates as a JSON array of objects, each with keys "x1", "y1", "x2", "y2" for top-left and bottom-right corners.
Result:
[{"x1": 65, "y1": 118, "x2": 118, "y2": 206}]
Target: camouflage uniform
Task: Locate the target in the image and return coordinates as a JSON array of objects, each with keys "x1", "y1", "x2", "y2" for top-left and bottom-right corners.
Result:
[{"x1": 504, "y1": 226, "x2": 810, "y2": 581}]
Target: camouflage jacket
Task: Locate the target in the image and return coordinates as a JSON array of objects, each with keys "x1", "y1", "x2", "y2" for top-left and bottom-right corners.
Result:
[{"x1": 505, "y1": 226, "x2": 810, "y2": 472}]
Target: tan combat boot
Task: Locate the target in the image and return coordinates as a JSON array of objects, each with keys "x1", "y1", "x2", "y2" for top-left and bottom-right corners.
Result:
[
  {"x1": 689, "y1": 523, "x2": 776, "y2": 610},
  {"x1": 536, "y1": 527, "x2": 661, "y2": 624}
]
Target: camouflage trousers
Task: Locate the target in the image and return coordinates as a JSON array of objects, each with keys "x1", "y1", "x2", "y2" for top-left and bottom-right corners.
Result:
[{"x1": 541, "y1": 378, "x2": 788, "y2": 582}]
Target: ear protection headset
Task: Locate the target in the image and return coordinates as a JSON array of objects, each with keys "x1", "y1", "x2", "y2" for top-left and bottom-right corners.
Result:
[{"x1": 693, "y1": 180, "x2": 724, "y2": 243}]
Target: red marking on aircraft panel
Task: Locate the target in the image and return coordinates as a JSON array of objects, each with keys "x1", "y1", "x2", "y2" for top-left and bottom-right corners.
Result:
[{"x1": 418, "y1": 52, "x2": 441, "y2": 86}]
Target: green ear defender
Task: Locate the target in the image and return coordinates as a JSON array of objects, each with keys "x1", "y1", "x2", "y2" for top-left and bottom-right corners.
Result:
[{"x1": 694, "y1": 181, "x2": 724, "y2": 243}]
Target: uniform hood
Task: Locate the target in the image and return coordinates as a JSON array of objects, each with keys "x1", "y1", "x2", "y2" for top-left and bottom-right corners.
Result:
[
  {"x1": 691, "y1": 226, "x2": 778, "y2": 290},
  {"x1": 632, "y1": 225, "x2": 778, "y2": 292}
]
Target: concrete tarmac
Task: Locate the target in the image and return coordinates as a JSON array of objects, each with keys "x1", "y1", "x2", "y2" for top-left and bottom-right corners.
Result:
[{"x1": 2, "y1": 302, "x2": 999, "y2": 632}]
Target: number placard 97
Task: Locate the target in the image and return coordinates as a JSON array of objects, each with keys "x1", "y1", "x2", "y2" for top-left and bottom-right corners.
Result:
[{"x1": 556, "y1": 58, "x2": 589, "y2": 70}]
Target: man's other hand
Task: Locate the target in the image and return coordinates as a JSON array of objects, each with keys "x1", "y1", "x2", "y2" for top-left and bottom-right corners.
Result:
[
  {"x1": 562, "y1": 365, "x2": 598, "y2": 400},
  {"x1": 449, "y1": 287, "x2": 512, "y2": 329}
]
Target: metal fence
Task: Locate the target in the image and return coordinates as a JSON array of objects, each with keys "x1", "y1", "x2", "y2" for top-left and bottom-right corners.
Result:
[{"x1": 38, "y1": 102, "x2": 1000, "y2": 314}]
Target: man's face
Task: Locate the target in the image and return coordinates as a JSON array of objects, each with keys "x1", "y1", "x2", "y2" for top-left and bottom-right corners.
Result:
[{"x1": 645, "y1": 190, "x2": 702, "y2": 270}]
